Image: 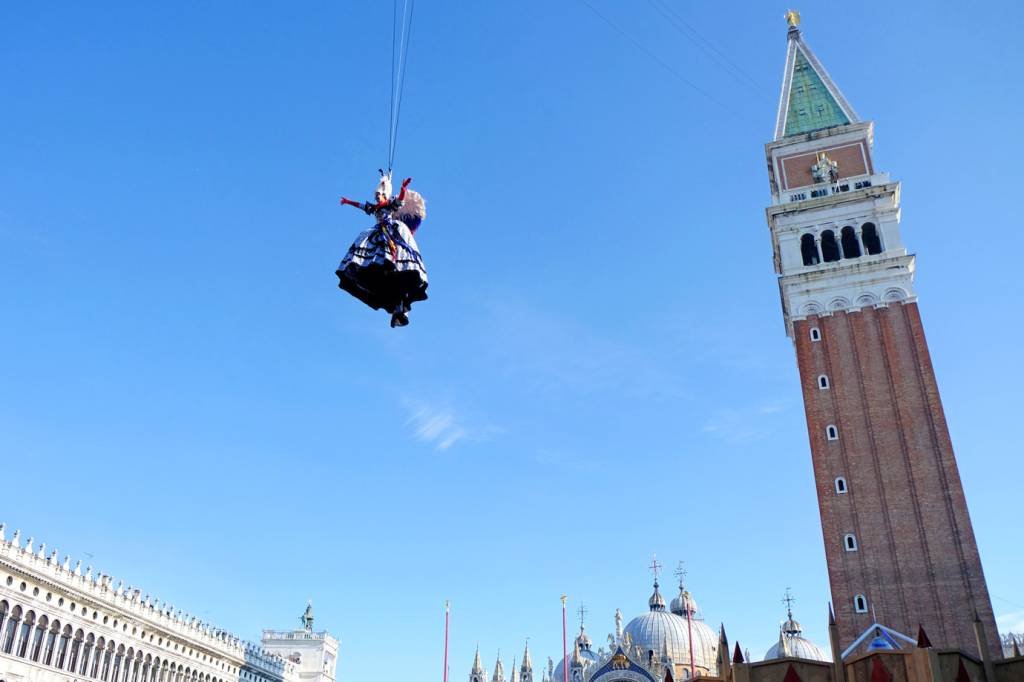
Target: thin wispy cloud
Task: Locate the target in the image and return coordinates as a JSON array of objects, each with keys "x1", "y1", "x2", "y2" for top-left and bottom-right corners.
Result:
[
  {"x1": 402, "y1": 397, "x2": 501, "y2": 452},
  {"x1": 997, "y1": 609, "x2": 1024, "y2": 634},
  {"x1": 702, "y1": 401, "x2": 789, "y2": 445},
  {"x1": 477, "y1": 297, "x2": 693, "y2": 404}
]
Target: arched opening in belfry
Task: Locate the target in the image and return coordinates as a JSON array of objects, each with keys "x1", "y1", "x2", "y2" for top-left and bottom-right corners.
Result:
[
  {"x1": 801, "y1": 233, "x2": 819, "y2": 265},
  {"x1": 820, "y1": 230, "x2": 840, "y2": 262},
  {"x1": 841, "y1": 226, "x2": 861, "y2": 258},
  {"x1": 862, "y1": 222, "x2": 883, "y2": 254}
]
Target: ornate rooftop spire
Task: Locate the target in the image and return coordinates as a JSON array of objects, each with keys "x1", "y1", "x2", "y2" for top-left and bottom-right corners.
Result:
[
  {"x1": 492, "y1": 652, "x2": 505, "y2": 682},
  {"x1": 780, "y1": 589, "x2": 801, "y2": 635},
  {"x1": 777, "y1": 628, "x2": 790, "y2": 658},
  {"x1": 471, "y1": 646, "x2": 486, "y2": 682},
  {"x1": 576, "y1": 604, "x2": 592, "y2": 651},
  {"x1": 773, "y1": 13, "x2": 858, "y2": 140},
  {"x1": 648, "y1": 555, "x2": 666, "y2": 612}
]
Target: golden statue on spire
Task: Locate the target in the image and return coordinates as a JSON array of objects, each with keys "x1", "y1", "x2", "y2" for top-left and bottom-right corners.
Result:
[{"x1": 785, "y1": 9, "x2": 801, "y2": 28}]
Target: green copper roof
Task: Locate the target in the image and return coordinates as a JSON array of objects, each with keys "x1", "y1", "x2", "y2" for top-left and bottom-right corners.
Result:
[{"x1": 783, "y1": 49, "x2": 850, "y2": 136}]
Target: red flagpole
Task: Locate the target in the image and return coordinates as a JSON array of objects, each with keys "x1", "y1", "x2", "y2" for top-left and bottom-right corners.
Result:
[
  {"x1": 685, "y1": 600, "x2": 695, "y2": 679},
  {"x1": 443, "y1": 601, "x2": 450, "y2": 682},
  {"x1": 561, "y1": 596, "x2": 568, "y2": 682}
]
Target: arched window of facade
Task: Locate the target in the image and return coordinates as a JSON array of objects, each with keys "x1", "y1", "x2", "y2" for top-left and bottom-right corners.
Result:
[
  {"x1": 854, "y1": 595, "x2": 869, "y2": 613},
  {"x1": 818, "y1": 374, "x2": 830, "y2": 389},
  {"x1": 133, "y1": 652, "x2": 143, "y2": 682},
  {"x1": 83, "y1": 633, "x2": 96, "y2": 675},
  {"x1": 112, "y1": 645, "x2": 125, "y2": 682},
  {"x1": 30, "y1": 615, "x2": 48, "y2": 662},
  {"x1": 68, "y1": 629, "x2": 84, "y2": 672},
  {"x1": 55, "y1": 625, "x2": 72, "y2": 669},
  {"x1": 835, "y1": 477, "x2": 848, "y2": 494},
  {"x1": 0, "y1": 600, "x2": 7, "y2": 638},
  {"x1": 862, "y1": 223, "x2": 883, "y2": 255},
  {"x1": 142, "y1": 654, "x2": 152, "y2": 682},
  {"x1": 800, "y1": 233, "x2": 820, "y2": 265},
  {"x1": 840, "y1": 226, "x2": 861, "y2": 258},
  {"x1": 845, "y1": 534, "x2": 858, "y2": 551},
  {"x1": 93, "y1": 637, "x2": 106, "y2": 678},
  {"x1": 43, "y1": 620, "x2": 60, "y2": 665},
  {"x1": 820, "y1": 230, "x2": 841, "y2": 262},
  {"x1": 153, "y1": 658, "x2": 162, "y2": 682},
  {"x1": 123, "y1": 647, "x2": 135, "y2": 682},
  {"x1": 826, "y1": 424, "x2": 839, "y2": 441},
  {"x1": 3, "y1": 606, "x2": 23, "y2": 654},
  {"x1": 17, "y1": 610, "x2": 35, "y2": 657},
  {"x1": 103, "y1": 642, "x2": 115, "y2": 682}
]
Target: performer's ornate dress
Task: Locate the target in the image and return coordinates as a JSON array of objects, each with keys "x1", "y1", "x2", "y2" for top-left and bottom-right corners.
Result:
[{"x1": 336, "y1": 195, "x2": 428, "y2": 314}]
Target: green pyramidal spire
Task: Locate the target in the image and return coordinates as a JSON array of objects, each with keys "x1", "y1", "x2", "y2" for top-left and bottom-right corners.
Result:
[{"x1": 774, "y1": 22, "x2": 858, "y2": 139}]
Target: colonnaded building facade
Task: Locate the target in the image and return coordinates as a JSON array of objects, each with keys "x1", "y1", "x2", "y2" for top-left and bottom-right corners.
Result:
[
  {"x1": 0, "y1": 526, "x2": 338, "y2": 682},
  {"x1": 464, "y1": 13, "x2": 1021, "y2": 682}
]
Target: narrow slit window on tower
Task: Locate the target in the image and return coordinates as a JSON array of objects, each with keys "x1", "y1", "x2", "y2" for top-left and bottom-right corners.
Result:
[
  {"x1": 818, "y1": 375, "x2": 830, "y2": 389},
  {"x1": 810, "y1": 327, "x2": 821, "y2": 342},
  {"x1": 844, "y1": 534, "x2": 858, "y2": 551},
  {"x1": 826, "y1": 424, "x2": 839, "y2": 441},
  {"x1": 835, "y1": 477, "x2": 848, "y2": 494},
  {"x1": 800, "y1": 233, "x2": 819, "y2": 266},
  {"x1": 841, "y1": 226, "x2": 861, "y2": 258},
  {"x1": 854, "y1": 595, "x2": 868, "y2": 613},
  {"x1": 820, "y1": 230, "x2": 840, "y2": 262},
  {"x1": 862, "y1": 222, "x2": 883, "y2": 255}
]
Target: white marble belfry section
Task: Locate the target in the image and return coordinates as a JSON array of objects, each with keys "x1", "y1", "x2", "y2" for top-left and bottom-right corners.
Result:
[
  {"x1": 765, "y1": 122, "x2": 917, "y2": 338},
  {"x1": 0, "y1": 525, "x2": 339, "y2": 682}
]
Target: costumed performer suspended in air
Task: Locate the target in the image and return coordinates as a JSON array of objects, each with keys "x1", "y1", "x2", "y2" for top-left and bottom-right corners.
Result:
[{"x1": 337, "y1": 170, "x2": 428, "y2": 327}]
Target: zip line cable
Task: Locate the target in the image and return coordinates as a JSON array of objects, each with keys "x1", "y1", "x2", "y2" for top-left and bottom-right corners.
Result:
[
  {"x1": 576, "y1": 0, "x2": 726, "y2": 110},
  {"x1": 388, "y1": 0, "x2": 398, "y2": 165},
  {"x1": 644, "y1": 0, "x2": 768, "y2": 99},
  {"x1": 387, "y1": 0, "x2": 416, "y2": 172}
]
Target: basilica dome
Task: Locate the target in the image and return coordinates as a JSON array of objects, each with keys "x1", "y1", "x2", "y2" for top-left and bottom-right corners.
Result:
[
  {"x1": 763, "y1": 613, "x2": 830, "y2": 662},
  {"x1": 622, "y1": 582, "x2": 719, "y2": 674},
  {"x1": 552, "y1": 627, "x2": 601, "y2": 682}
]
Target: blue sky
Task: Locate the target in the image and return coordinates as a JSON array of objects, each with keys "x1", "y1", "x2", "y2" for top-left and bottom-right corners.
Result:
[{"x1": 2, "y1": 1, "x2": 1023, "y2": 679}]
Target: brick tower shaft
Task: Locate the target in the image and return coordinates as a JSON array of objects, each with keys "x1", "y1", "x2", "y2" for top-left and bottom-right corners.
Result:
[{"x1": 764, "y1": 17, "x2": 999, "y2": 658}]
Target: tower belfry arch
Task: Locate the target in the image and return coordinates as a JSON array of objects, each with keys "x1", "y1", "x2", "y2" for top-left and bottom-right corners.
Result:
[{"x1": 762, "y1": 15, "x2": 1000, "y2": 660}]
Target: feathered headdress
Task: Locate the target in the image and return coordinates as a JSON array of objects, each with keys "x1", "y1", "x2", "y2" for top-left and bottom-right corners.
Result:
[{"x1": 376, "y1": 169, "x2": 393, "y2": 198}]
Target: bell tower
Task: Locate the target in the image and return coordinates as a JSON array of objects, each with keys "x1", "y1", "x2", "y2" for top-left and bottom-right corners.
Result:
[{"x1": 764, "y1": 12, "x2": 999, "y2": 658}]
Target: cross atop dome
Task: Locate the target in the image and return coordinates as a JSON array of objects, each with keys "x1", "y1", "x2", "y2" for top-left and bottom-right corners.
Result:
[
  {"x1": 674, "y1": 561, "x2": 687, "y2": 591},
  {"x1": 647, "y1": 557, "x2": 666, "y2": 612},
  {"x1": 782, "y1": 588, "x2": 795, "y2": 619},
  {"x1": 649, "y1": 555, "x2": 663, "y2": 584}
]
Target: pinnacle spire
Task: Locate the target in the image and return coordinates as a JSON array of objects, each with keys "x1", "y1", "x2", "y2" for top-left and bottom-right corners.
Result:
[
  {"x1": 915, "y1": 624, "x2": 932, "y2": 648},
  {"x1": 492, "y1": 653, "x2": 505, "y2": 682},
  {"x1": 521, "y1": 641, "x2": 533, "y2": 673},
  {"x1": 778, "y1": 628, "x2": 790, "y2": 658},
  {"x1": 774, "y1": 15, "x2": 858, "y2": 139}
]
